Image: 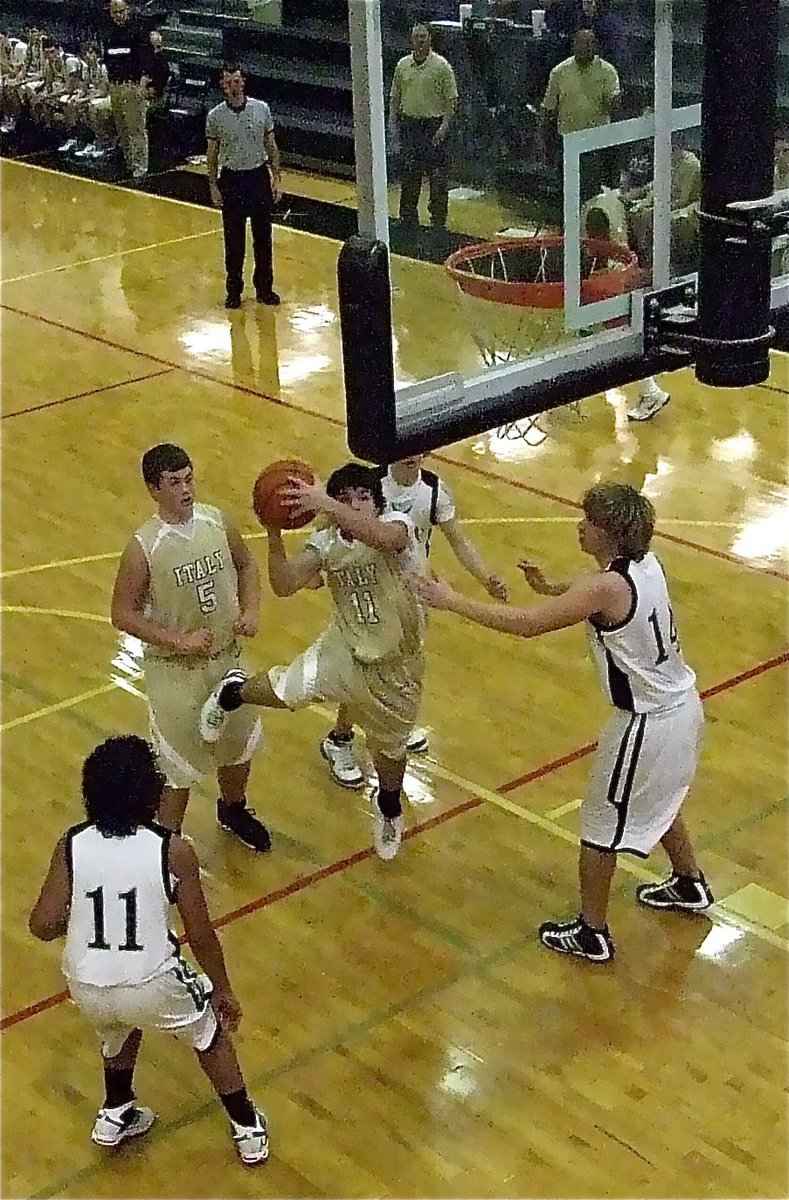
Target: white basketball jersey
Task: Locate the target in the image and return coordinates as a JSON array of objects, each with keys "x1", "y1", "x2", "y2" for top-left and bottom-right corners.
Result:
[
  {"x1": 381, "y1": 469, "x2": 455, "y2": 565},
  {"x1": 62, "y1": 823, "x2": 178, "y2": 987},
  {"x1": 587, "y1": 553, "x2": 696, "y2": 713}
]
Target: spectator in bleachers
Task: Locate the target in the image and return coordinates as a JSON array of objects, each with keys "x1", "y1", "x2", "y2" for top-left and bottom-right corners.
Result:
[
  {"x1": 576, "y1": 0, "x2": 627, "y2": 71},
  {"x1": 60, "y1": 42, "x2": 113, "y2": 159},
  {"x1": 103, "y1": 0, "x2": 153, "y2": 181},
  {"x1": 625, "y1": 133, "x2": 700, "y2": 271},
  {"x1": 143, "y1": 29, "x2": 170, "y2": 115},
  {"x1": 541, "y1": 27, "x2": 620, "y2": 200},
  {"x1": 390, "y1": 22, "x2": 458, "y2": 231},
  {"x1": 29, "y1": 38, "x2": 68, "y2": 129},
  {"x1": 24, "y1": 27, "x2": 45, "y2": 82},
  {"x1": 0, "y1": 30, "x2": 26, "y2": 133}
]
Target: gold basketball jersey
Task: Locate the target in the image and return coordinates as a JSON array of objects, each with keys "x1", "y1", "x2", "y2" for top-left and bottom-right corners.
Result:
[
  {"x1": 307, "y1": 516, "x2": 423, "y2": 664},
  {"x1": 135, "y1": 504, "x2": 240, "y2": 660}
]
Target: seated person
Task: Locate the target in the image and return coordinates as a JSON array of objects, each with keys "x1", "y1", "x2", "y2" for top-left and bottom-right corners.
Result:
[
  {"x1": 59, "y1": 41, "x2": 113, "y2": 158},
  {"x1": 624, "y1": 134, "x2": 700, "y2": 272},
  {"x1": 0, "y1": 30, "x2": 26, "y2": 132},
  {"x1": 581, "y1": 183, "x2": 628, "y2": 248},
  {"x1": 28, "y1": 37, "x2": 68, "y2": 126}
]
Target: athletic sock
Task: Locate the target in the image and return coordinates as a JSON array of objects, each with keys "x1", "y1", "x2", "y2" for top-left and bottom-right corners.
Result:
[
  {"x1": 377, "y1": 787, "x2": 402, "y2": 820},
  {"x1": 220, "y1": 1088, "x2": 257, "y2": 1127},
  {"x1": 103, "y1": 1068, "x2": 135, "y2": 1110},
  {"x1": 219, "y1": 681, "x2": 245, "y2": 712}
]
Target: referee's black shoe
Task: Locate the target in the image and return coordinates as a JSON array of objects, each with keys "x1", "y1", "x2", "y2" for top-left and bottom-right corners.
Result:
[
  {"x1": 225, "y1": 293, "x2": 242, "y2": 309},
  {"x1": 256, "y1": 290, "x2": 281, "y2": 306}
]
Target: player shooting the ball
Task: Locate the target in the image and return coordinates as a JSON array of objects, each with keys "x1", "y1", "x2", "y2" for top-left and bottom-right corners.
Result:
[{"x1": 200, "y1": 462, "x2": 425, "y2": 861}]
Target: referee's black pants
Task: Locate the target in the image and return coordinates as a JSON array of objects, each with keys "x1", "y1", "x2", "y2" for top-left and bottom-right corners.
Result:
[{"x1": 219, "y1": 165, "x2": 275, "y2": 300}]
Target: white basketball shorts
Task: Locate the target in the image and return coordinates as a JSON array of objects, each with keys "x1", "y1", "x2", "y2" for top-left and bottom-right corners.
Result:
[{"x1": 581, "y1": 690, "x2": 704, "y2": 857}]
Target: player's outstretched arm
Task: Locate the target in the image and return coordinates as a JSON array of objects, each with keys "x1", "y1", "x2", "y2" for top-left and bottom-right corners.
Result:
[
  {"x1": 29, "y1": 837, "x2": 70, "y2": 941},
  {"x1": 266, "y1": 527, "x2": 323, "y2": 597},
  {"x1": 440, "y1": 517, "x2": 508, "y2": 599},
  {"x1": 169, "y1": 836, "x2": 242, "y2": 1031},
  {"x1": 413, "y1": 573, "x2": 617, "y2": 638}
]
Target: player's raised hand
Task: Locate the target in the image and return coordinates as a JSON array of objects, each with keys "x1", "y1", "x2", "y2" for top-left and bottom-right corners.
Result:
[
  {"x1": 212, "y1": 987, "x2": 242, "y2": 1032},
  {"x1": 486, "y1": 574, "x2": 509, "y2": 601},
  {"x1": 282, "y1": 476, "x2": 328, "y2": 518},
  {"x1": 177, "y1": 628, "x2": 214, "y2": 655},
  {"x1": 518, "y1": 561, "x2": 551, "y2": 594}
]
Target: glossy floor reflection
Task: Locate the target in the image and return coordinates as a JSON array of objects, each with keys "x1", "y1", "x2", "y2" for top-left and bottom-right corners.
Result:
[{"x1": 2, "y1": 159, "x2": 787, "y2": 1200}]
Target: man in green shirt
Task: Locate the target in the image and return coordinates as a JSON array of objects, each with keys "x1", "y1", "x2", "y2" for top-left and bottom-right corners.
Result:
[{"x1": 390, "y1": 23, "x2": 458, "y2": 230}]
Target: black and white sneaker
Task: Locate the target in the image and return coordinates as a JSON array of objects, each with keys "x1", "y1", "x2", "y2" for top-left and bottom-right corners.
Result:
[
  {"x1": 217, "y1": 800, "x2": 271, "y2": 852},
  {"x1": 320, "y1": 732, "x2": 365, "y2": 789},
  {"x1": 231, "y1": 1107, "x2": 269, "y2": 1165},
  {"x1": 636, "y1": 872, "x2": 713, "y2": 912},
  {"x1": 538, "y1": 916, "x2": 615, "y2": 963},
  {"x1": 91, "y1": 1102, "x2": 156, "y2": 1147},
  {"x1": 200, "y1": 669, "x2": 248, "y2": 743}
]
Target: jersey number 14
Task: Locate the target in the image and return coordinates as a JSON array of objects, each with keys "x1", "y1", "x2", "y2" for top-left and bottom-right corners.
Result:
[{"x1": 648, "y1": 606, "x2": 680, "y2": 665}]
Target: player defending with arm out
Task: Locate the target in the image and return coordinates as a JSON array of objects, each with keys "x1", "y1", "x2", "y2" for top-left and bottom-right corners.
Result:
[{"x1": 413, "y1": 481, "x2": 712, "y2": 963}]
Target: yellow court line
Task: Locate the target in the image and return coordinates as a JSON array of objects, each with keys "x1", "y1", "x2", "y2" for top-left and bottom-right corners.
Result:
[
  {"x1": 1, "y1": 606, "x2": 111, "y2": 622},
  {"x1": 423, "y1": 758, "x2": 789, "y2": 953},
  {"x1": 0, "y1": 515, "x2": 746, "y2": 580},
  {"x1": 2, "y1": 159, "x2": 343, "y2": 247},
  {"x1": 0, "y1": 682, "x2": 120, "y2": 732},
  {"x1": 0, "y1": 551, "x2": 120, "y2": 579},
  {"x1": 1, "y1": 230, "x2": 219, "y2": 285},
  {"x1": 546, "y1": 797, "x2": 583, "y2": 819}
]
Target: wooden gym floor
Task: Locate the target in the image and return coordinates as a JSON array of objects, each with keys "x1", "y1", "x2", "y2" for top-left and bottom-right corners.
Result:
[{"x1": 1, "y1": 157, "x2": 787, "y2": 1199}]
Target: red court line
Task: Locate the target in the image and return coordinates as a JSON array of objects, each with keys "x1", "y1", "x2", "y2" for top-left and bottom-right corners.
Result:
[
  {"x1": 1, "y1": 368, "x2": 175, "y2": 420},
  {"x1": 3, "y1": 649, "x2": 786, "y2": 1035},
  {"x1": 3, "y1": 304, "x2": 787, "y2": 582}
]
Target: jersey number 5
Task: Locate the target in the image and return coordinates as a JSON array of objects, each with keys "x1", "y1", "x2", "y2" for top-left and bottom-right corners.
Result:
[
  {"x1": 196, "y1": 579, "x2": 217, "y2": 614},
  {"x1": 86, "y1": 886, "x2": 143, "y2": 951},
  {"x1": 648, "y1": 606, "x2": 680, "y2": 666}
]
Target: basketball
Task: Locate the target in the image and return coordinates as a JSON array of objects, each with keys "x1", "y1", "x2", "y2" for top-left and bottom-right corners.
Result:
[{"x1": 252, "y1": 460, "x2": 316, "y2": 529}]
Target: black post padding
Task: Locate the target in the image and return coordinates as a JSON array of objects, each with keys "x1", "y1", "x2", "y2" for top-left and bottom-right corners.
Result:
[
  {"x1": 338, "y1": 237, "x2": 397, "y2": 463},
  {"x1": 696, "y1": 0, "x2": 778, "y2": 386}
]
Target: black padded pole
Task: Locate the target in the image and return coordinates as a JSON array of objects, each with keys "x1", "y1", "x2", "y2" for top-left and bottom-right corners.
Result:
[{"x1": 696, "y1": 0, "x2": 778, "y2": 386}]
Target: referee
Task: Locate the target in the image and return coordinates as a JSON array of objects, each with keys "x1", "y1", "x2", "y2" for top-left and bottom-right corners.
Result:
[{"x1": 206, "y1": 64, "x2": 281, "y2": 309}]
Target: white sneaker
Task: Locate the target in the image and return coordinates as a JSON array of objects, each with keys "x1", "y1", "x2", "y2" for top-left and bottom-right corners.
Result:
[
  {"x1": 405, "y1": 727, "x2": 429, "y2": 753},
  {"x1": 74, "y1": 142, "x2": 96, "y2": 158},
  {"x1": 371, "y1": 791, "x2": 403, "y2": 861},
  {"x1": 320, "y1": 733, "x2": 365, "y2": 789},
  {"x1": 628, "y1": 388, "x2": 670, "y2": 422},
  {"x1": 91, "y1": 1103, "x2": 156, "y2": 1147},
  {"x1": 200, "y1": 669, "x2": 248, "y2": 743},
  {"x1": 231, "y1": 1108, "x2": 269, "y2": 1166},
  {"x1": 58, "y1": 137, "x2": 78, "y2": 153},
  {"x1": 89, "y1": 145, "x2": 108, "y2": 159}
]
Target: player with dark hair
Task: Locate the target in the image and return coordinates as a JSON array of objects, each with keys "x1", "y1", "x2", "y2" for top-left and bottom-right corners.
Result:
[
  {"x1": 414, "y1": 481, "x2": 712, "y2": 963},
  {"x1": 29, "y1": 735, "x2": 269, "y2": 1165},
  {"x1": 321, "y1": 453, "x2": 508, "y2": 788},
  {"x1": 111, "y1": 443, "x2": 269, "y2": 849},
  {"x1": 199, "y1": 463, "x2": 425, "y2": 861}
]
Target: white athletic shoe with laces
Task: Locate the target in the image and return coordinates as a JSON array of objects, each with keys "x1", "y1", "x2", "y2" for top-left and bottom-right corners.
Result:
[
  {"x1": 628, "y1": 386, "x2": 670, "y2": 422},
  {"x1": 231, "y1": 1108, "x2": 270, "y2": 1166},
  {"x1": 371, "y1": 790, "x2": 403, "y2": 861},
  {"x1": 91, "y1": 1102, "x2": 156, "y2": 1147},
  {"x1": 320, "y1": 734, "x2": 365, "y2": 789},
  {"x1": 200, "y1": 669, "x2": 248, "y2": 743}
]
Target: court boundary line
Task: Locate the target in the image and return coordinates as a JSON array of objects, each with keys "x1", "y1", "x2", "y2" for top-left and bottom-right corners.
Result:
[
  {"x1": 2, "y1": 647, "x2": 786, "y2": 1033},
  {"x1": 1, "y1": 367, "x2": 175, "y2": 419},
  {"x1": 1, "y1": 231, "x2": 219, "y2": 286},
  {"x1": 3, "y1": 299, "x2": 786, "y2": 582}
]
